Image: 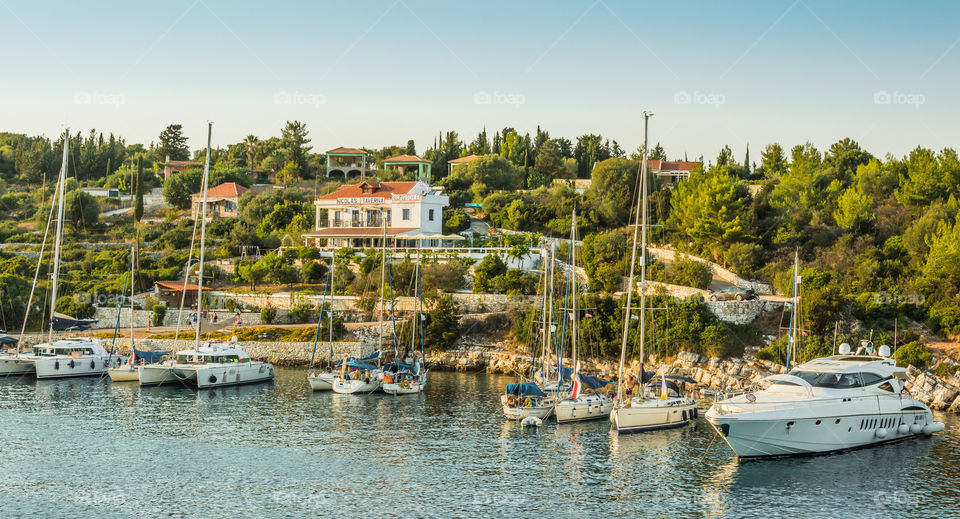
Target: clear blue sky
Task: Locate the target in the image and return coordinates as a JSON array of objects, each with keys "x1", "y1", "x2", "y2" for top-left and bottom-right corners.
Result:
[{"x1": 2, "y1": 0, "x2": 958, "y2": 161}]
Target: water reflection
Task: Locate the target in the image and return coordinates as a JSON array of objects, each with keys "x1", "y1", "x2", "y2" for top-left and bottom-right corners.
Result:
[{"x1": 0, "y1": 369, "x2": 956, "y2": 518}]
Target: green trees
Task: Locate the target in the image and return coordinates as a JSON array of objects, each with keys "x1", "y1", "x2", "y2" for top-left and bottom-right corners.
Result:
[
  {"x1": 573, "y1": 134, "x2": 611, "y2": 178},
  {"x1": 280, "y1": 120, "x2": 312, "y2": 177},
  {"x1": 895, "y1": 147, "x2": 960, "y2": 206},
  {"x1": 759, "y1": 143, "x2": 787, "y2": 178},
  {"x1": 833, "y1": 184, "x2": 875, "y2": 231},
  {"x1": 584, "y1": 157, "x2": 637, "y2": 227},
  {"x1": 668, "y1": 167, "x2": 750, "y2": 264},
  {"x1": 441, "y1": 154, "x2": 522, "y2": 203},
  {"x1": 472, "y1": 253, "x2": 507, "y2": 293},
  {"x1": 134, "y1": 156, "x2": 144, "y2": 223},
  {"x1": 242, "y1": 135, "x2": 260, "y2": 176},
  {"x1": 64, "y1": 190, "x2": 99, "y2": 231},
  {"x1": 157, "y1": 124, "x2": 189, "y2": 161},
  {"x1": 423, "y1": 293, "x2": 461, "y2": 350},
  {"x1": 534, "y1": 139, "x2": 563, "y2": 178}
]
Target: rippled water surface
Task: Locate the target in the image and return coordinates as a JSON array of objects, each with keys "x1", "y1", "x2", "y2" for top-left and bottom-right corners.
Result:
[{"x1": 0, "y1": 368, "x2": 957, "y2": 518}]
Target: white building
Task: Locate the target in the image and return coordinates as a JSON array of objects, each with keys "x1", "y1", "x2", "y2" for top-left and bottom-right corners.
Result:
[{"x1": 303, "y1": 180, "x2": 456, "y2": 249}]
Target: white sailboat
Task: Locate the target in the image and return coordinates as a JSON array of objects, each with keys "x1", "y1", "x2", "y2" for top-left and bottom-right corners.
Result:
[
  {"x1": 383, "y1": 256, "x2": 428, "y2": 395},
  {"x1": 307, "y1": 252, "x2": 338, "y2": 391},
  {"x1": 610, "y1": 112, "x2": 697, "y2": 433},
  {"x1": 108, "y1": 246, "x2": 140, "y2": 382},
  {"x1": 554, "y1": 210, "x2": 614, "y2": 423},
  {"x1": 138, "y1": 122, "x2": 274, "y2": 389}
]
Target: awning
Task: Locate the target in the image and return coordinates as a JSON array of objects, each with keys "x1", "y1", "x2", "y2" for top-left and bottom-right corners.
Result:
[{"x1": 505, "y1": 382, "x2": 546, "y2": 398}]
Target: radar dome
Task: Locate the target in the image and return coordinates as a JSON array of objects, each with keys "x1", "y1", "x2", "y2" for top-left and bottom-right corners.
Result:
[
  {"x1": 878, "y1": 344, "x2": 891, "y2": 357},
  {"x1": 839, "y1": 342, "x2": 852, "y2": 355}
]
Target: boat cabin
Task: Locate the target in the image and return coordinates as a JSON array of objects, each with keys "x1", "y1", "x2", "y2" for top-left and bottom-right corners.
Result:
[
  {"x1": 32, "y1": 339, "x2": 104, "y2": 357},
  {"x1": 173, "y1": 345, "x2": 251, "y2": 364}
]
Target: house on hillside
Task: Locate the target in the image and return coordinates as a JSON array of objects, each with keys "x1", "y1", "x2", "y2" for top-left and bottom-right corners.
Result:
[
  {"x1": 191, "y1": 182, "x2": 249, "y2": 220},
  {"x1": 325, "y1": 147, "x2": 370, "y2": 179},
  {"x1": 303, "y1": 180, "x2": 455, "y2": 249},
  {"x1": 646, "y1": 159, "x2": 700, "y2": 186},
  {"x1": 162, "y1": 155, "x2": 204, "y2": 180}
]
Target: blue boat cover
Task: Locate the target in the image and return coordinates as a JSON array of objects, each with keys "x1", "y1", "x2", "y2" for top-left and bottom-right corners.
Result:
[
  {"x1": 133, "y1": 348, "x2": 166, "y2": 364},
  {"x1": 345, "y1": 361, "x2": 377, "y2": 371},
  {"x1": 505, "y1": 382, "x2": 546, "y2": 397},
  {"x1": 637, "y1": 367, "x2": 656, "y2": 384},
  {"x1": 579, "y1": 374, "x2": 611, "y2": 389},
  {"x1": 654, "y1": 375, "x2": 697, "y2": 385},
  {"x1": 558, "y1": 366, "x2": 574, "y2": 380},
  {"x1": 358, "y1": 351, "x2": 381, "y2": 362},
  {"x1": 383, "y1": 362, "x2": 413, "y2": 372},
  {"x1": 647, "y1": 380, "x2": 681, "y2": 394},
  {"x1": 0, "y1": 336, "x2": 18, "y2": 346}
]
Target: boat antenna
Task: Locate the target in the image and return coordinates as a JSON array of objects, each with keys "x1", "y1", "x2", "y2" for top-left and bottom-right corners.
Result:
[{"x1": 194, "y1": 122, "x2": 213, "y2": 351}]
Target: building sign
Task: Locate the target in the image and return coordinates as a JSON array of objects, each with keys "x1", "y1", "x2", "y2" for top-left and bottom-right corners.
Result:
[
  {"x1": 337, "y1": 197, "x2": 384, "y2": 204},
  {"x1": 392, "y1": 194, "x2": 423, "y2": 201}
]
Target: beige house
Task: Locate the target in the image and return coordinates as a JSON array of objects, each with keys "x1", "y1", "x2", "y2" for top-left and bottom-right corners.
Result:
[{"x1": 191, "y1": 182, "x2": 249, "y2": 219}]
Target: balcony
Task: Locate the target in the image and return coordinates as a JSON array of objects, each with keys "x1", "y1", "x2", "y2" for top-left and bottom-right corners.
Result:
[{"x1": 329, "y1": 214, "x2": 389, "y2": 228}]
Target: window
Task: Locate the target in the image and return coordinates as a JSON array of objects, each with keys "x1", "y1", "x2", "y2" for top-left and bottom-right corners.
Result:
[
  {"x1": 859, "y1": 372, "x2": 886, "y2": 386},
  {"x1": 428, "y1": 209, "x2": 435, "y2": 221},
  {"x1": 877, "y1": 382, "x2": 895, "y2": 393},
  {"x1": 790, "y1": 370, "x2": 862, "y2": 388},
  {"x1": 402, "y1": 208, "x2": 411, "y2": 220}
]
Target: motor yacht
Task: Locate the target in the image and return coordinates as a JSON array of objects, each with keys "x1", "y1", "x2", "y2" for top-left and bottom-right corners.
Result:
[
  {"x1": 705, "y1": 345, "x2": 945, "y2": 458},
  {"x1": 139, "y1": 342, "x2": 274, "y2": 389}
]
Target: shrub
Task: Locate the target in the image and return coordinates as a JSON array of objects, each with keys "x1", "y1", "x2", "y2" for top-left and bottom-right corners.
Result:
[
  {"x1": 288, "y1": 301, "x2": 314, "y2": 324},
  {"x1": 893, "y1": 341, "x2": 933, "y2": 368},
  {"x1": 261, "y1": 306, "x2": 277, "y2": 324},
  {"x1": 152, "y1": 305, "x2": 167, "y2": 327}
]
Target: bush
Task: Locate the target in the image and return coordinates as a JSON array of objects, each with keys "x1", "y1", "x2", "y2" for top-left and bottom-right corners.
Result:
[
  {"x1": 893, "y1": 341, "x2": 933, "y2": 368},
  {"x1": 670, "y1": 257, "x2": 712, "y2": 289},
  {"x1": 261, "y1": 306, "x2": 277, "y2": 324},
  {"x1": 152, "y1": 305, "x2": 167, "y2": 327},
  {"x1": 935, "y1": 361, "x2": 960, "y2": 379},
  {"x1": 288, "y1": 301, "x2": 314, "y2": 324}
]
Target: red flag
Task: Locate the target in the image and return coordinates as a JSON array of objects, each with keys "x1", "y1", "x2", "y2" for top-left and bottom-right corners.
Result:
[
  {"x1": 570, "y1": 377, "x2": 580, "y2": 399},
  {"x1": 584, "y1": 313, "x2": 593, "y2": 318}
]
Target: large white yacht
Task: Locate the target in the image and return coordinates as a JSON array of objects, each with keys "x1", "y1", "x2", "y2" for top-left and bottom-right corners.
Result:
[
  {"x1": 4, "y1": 338, "x2": 112, "y2": 379},
  {"x1": 705, "y1": 346, "x2": 945, "y2": 458},
  {"x1": 139, "y1": 342, "x2": 274, "y2": 389}
]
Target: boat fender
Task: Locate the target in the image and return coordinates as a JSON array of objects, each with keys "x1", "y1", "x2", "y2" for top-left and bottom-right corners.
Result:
[
  {"x1": 910, "y1": 424, "x2": 922, "y2": 434},
  {"x1": 923, "y1": 423, "x2": 945, "y2": 434},
  {"x1": 898, "y1": 424, "x2": 910, "y2": 435},
  {"x1": 69, "y1": 360, "x2": 75, "y2": 369},
  {"x1": 90, "y1": 361, "x2": 96, "y2": 369},
  {"x1": 524, "y1": 397, "x2": 532, "y2": 407},
  {"x1": 54, "y1": 361, "x2": 60, "y2": 370},
  {"x1": 875, "y1": 428, "x2": 887, "y2": 439},
  {"x1": 209, "y1": 375, "x2": 217, "y2": 384}
]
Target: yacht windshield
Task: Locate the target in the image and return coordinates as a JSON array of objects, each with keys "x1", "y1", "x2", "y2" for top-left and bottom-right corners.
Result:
[{"x1": 790, "y1": 370, "x2": 862, "y2": 388}]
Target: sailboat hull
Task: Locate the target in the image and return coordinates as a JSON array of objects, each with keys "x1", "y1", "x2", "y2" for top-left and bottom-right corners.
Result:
[
  {"x1": 0, "y1": 356, "x2": 36, "y2": 375},
  {"x1": 611, "y1": 398, "x2": 698, "y2": 433},
  {"x1": 34, "y1": 355, "x2": 110, "y2": 379},
  {"x1": 332, "y1": 378, "x2": 381, "y2": 394},
  {"x1": 555, "y1": 395, "x2": 614, "y2": 423},
  {"x1": 307, "y1": 371, "x2": 336, "y2": 391},
  {"x1": 107, "y1": 367, "x2": 139, "y2": 382}
]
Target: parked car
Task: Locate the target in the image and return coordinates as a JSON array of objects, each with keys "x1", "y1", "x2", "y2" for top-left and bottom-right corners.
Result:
[{"x1": 708, "y1": 287, "x2": 758, "y2": 301}]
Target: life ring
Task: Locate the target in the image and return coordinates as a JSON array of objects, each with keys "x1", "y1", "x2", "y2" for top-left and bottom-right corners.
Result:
[
  {"x1": 524, "y1": 397, "x2": 532, "y2": 407},
  {"x1": 209, "y1": 375, "x2": 218, "y2": 384},
  {"x1": 401, "y1": 380, "x2": 410, "y2": 389}
]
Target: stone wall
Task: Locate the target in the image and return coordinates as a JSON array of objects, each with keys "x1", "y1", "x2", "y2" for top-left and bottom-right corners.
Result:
[
  {"x1": 647, "y1": 246, "x2": 774, "y2": 295},
  {"x1": 704, "y1": 300, "x2": 784, "y2": 325},
  {"x1": 92, "y1": 307, "x2": 265, "y2": 329}
]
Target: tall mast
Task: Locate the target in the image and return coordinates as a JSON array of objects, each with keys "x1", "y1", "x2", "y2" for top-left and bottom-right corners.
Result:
[
  {"x1": 48, "y1": 129, "x2": 69, "y2": 343},
  {"x1": 378, "y1": 210, "x2": 387, "y2": 357},
  {"x1": 537, "y1": 246, "x2": 549, "y2": 379},
  {"x1": 570, "y1": 210, "x2": 578, "y2": 370},
  {"x1": 194, "y1": 122, "x2": 212, "y2": 351},
  {"x1": 329, "y1": 252, "x2": 335, "y2": 364},
  {"x1": 615, "y1": 112, "x2": 652, "y2": 403},
  {"x1": 787, "y1": 249, "x2": 799, "y2": 370},
  {"x1": 547, "y1": 241, "x2": 556, "y2": 387}
]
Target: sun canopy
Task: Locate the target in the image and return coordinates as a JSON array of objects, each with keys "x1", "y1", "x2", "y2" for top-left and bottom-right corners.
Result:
[
  {"x1": 383, "y1": 362, "x2": 413, "y2": 372},
  {"x1": 579, "y1": 374, "x2": 611, "y2": 390},
  {"x1": 505, "y1": 382, "x2": 546, "y2": 398},
  {"x1": 647, "y1": 380, "x2": 681, "y2": 394},
  {"x1": 0, "y1": 336, "x2": 18, "y2": 346},
  {"x1": 132, "y1": 348, "x2": 166, "y2": 364}
]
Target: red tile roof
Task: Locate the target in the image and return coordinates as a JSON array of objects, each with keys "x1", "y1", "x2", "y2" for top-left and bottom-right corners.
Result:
[
  {"x1": 646, "y1": 160, "x2": 698, "y2": 172},
  {"x1": 191, "y1": 182, "x2": 250, "y2": 198},
  {"x1": 165, "y1": 160, "x2": 204, "y2": 166},
  {"x1": 155, "y1": 281, "x2": 212, "y2": 292},
  {"x1": 383, "y1": 154, "x2": 430, "y2": 164},
  {"x1": 303, "y1": 227, "x2": 417, "y2": 237},
  {"x1": 326, "y1": 147, "x2": 367, "y2": 155},
  {"x1": 317, "y1": 181, "x2": 418, "y2": 201},
  {"x1": 448, "y1": 154, "x2": 479, "y2": 164}
]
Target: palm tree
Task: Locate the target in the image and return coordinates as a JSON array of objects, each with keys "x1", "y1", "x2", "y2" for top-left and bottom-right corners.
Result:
[{"x1": 243, "y1": 135, "x2": 260, "y2": 177}]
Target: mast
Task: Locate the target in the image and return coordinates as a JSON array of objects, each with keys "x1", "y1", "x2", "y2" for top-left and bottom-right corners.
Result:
[
  {"x1": 48, "y1": 128, "x2": 69, "y2": 343},
  {"x1": 570, "y1": 210, "x2": 578, "y2": 373},
  {"x1": 378, "y1": 209, "x2": 387, "y2": 358},
  {"x1": 128, "y1": 245, "x2": 136, "y2": 368},
  {"x1": 194, "y1": 122, "x2": 212, "y2": 351},
  {"x1": 787, "y1": 249, "x2": 799, "y2": 370},
  {"x1": 329, "y1": 252, "x2": 335, "y2": 366},
  {"x1": 537, "y1": 246, "x2": 549, "y2": 380},
  {"x1": 547, "y1": 241, "x2": 556, "y2": 388},
  {"x1": 615, "y1": 111, "x2": 652, "y2": 404}
]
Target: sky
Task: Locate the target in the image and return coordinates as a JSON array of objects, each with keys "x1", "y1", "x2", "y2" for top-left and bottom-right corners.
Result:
[{"x1": 1, "y1": 0, "x2": 959, "y2": 162}]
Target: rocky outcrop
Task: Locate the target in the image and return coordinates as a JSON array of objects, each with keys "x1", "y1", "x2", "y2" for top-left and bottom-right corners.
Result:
[{"x1": 905, "y1": 366, "x2": 960, "y2": 411}]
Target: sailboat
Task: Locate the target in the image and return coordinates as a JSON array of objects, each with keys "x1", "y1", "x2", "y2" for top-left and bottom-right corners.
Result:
[
  {"x1": 139, "y1": 122, "x2": 274, "y2": 388},
  {"x1": 0, "y1": 129, "x2": 113, "y2": 379},
  {"x1": 332, "y1": 213, "x2": 388, "y2": 394},
  {"x1": 307, "y1": 252, "x2": 337, "y2": 391},
  {"x1": 383, "y1": 255, "x2": 428, "y2": 395},
  {"x1": 554, "y1": 210, "x2": 614, "y2": 423},
  {"x1": 610, "y1": 113, "x2": 697, "y2": 433},
  {"x1": 501, "y1": 245, "x2": 557, "y2": 420},
  {"x1": 107, "y1": 246, "x2": 140, "y2": 382}
]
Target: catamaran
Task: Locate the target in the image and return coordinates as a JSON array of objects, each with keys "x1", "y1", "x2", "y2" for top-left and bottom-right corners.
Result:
[
  {"x1": 554, "y1": 210, "x2": 614, "y2": 423},
  {"x1": 0, "y1": 129, "x2": 112, "y2": 379},
  {"x1": 383, "y1": 256, "x2": 428, "y2": 395},
  {"x1": 610, "y1": 113, "x2": 698, "y2": 433},
  {"x1": 138, "y1": 122, "x2": 274, "y2": 389}
]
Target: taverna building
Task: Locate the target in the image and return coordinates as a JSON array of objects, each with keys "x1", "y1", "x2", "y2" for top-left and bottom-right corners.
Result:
[{"x1": 303, "y1": 180, "x2": 458, "y2": 249}]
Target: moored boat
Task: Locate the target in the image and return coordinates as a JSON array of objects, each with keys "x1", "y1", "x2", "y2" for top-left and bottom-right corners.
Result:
[{"x1": 139, "y1": 342, "x2": 274, "y2": 388}]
